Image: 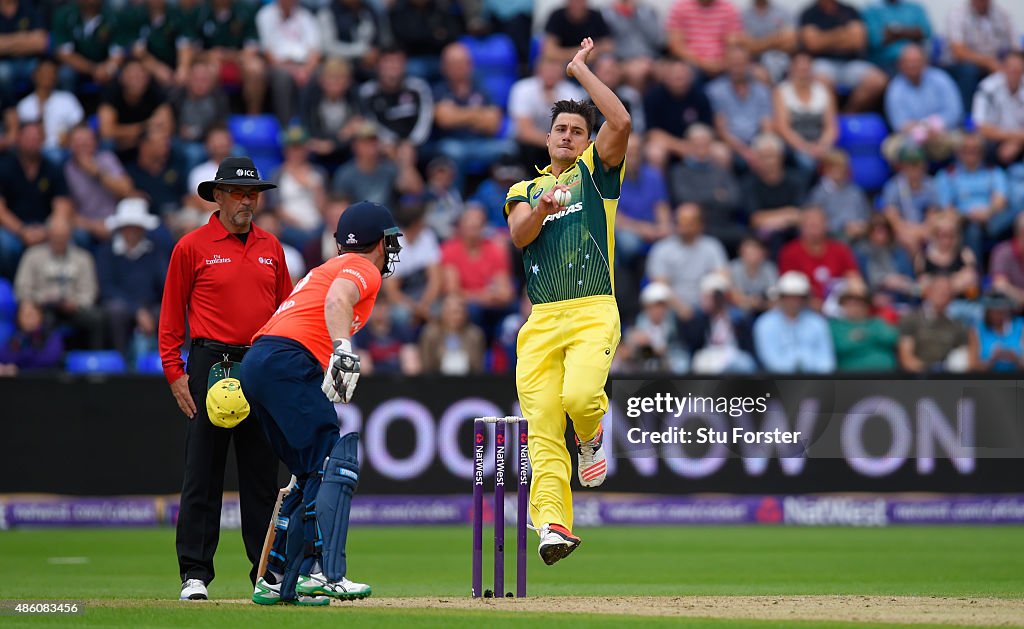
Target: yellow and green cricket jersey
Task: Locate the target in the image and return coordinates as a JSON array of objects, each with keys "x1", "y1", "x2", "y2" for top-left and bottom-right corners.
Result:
[{"x1": 503, "y1": 143, "x2": 625, "y2": 305}]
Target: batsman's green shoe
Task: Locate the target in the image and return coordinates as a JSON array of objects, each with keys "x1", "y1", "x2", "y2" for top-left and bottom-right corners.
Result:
[
  {"x1": 252, "y1": 577, "x2": 330, "y2": 606},
  {"x1": 298, "y1": 573, "x2": 372, "y2": 600}
]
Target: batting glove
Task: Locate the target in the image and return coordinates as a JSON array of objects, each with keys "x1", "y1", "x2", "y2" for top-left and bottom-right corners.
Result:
[{"x1": 322, "y1": 338, "x2": 360, "y2": 403}]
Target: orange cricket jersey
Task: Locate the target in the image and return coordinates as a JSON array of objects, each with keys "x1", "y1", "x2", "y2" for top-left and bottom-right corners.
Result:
[{"x1": 254, "y1": 253, "x2": 382, "y2": 369}]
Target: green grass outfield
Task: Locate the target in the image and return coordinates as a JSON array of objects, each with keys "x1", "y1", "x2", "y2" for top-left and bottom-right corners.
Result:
[{"x1": 1, "y1": 526, "x2": 1021, "y2": 628}]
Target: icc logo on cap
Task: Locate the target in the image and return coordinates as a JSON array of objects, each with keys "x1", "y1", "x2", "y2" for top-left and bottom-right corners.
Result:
[{"x1": 236, "y1": 168, "x2": 256, "y2": 177}]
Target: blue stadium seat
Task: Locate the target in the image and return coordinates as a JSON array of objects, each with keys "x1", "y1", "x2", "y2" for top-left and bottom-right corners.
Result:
[
  {"x1": 0, "y1": 321, "x2": 13, "y2": 348},
  {"x1": 529, "y1": 34, "x2": 543, "y2": 70},
  {"x1": 0, "y1": 277, "x2": 15, "y2": 323},
  {"x1": 251, "y1": 155, "x2": 283, "y2": 181},
  {"x1": 66, "y1": 350, "x2": 127, "y2": 374},
  {"x1": 480, "y1": 74, "x2": 516, "y2": 110},
  {"x1": 461, "y1": 34, "x2": 517, "y2": 77},
  {"x1": 228, "y1": 114, "x2": 282, "y2": 154},
  {"x1": 848, "y1": 154, "x2": 891, "y2": 192},
  {"x1": 837, "y1": 113, "x2": 889, "y2": 152},
  {"x1": 134, "y1": 351, "x2": 164, "y2": 375}
]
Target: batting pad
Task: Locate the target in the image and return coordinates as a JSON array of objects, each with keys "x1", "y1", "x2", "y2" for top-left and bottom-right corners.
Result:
[{"x1": 317, "y1": 433, "x2": 360, "y2": 582}]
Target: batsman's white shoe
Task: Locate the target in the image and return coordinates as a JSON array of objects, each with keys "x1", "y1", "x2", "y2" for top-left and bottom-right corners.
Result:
[
  {"x1": 252, "y1": 577, "x2": 330, "y2": 606},
  {"x1": 538, "y1": 523, "x2": 581, "y2": 565},
  {"x1": 179, "y1": 579, "x2": 208, "y2": 601},
  {"x1": 298, "y1": 573, "x2": 372, "y2": 600},
  {"x1": 576, "y1": 425, "x2": 607, "y2": 487}
]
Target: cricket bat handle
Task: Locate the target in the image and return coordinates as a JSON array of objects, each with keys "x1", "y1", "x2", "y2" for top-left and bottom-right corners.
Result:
[{"x1": 257, "y1": 475, "x2": 297, "y2": 580}]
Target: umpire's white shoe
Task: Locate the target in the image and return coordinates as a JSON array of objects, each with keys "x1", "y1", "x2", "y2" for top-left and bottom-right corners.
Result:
[
  {"x1": 538, "y1": 523, "x2": 582, "y2": 565},
  {"x1": 298, "y1": 573, "x2": 372, "y2": 600},
  {"x1": 179, "y1": 579, "x2": 208, "y2": 600},
  {"x1": 576, "y1": 425, "x2": 607, "y2": 487}
]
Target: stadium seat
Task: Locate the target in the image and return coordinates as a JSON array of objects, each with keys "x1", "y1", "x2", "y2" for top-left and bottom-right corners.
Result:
[
  {"x1": 529, "y1": 34, "x2": 543, "y2": 70},
  {"x1": 0, "y1": 321, "x2": 13, "y2": 348},
  {"x1": 0, "y1": 277, "x2": 15, "y2": 323},
  {"x1": 66, "y1": 350, "x2": 127, "y2": 374},
  {"x1": 460, "y1": 34, "x2": 517, "y2": 77},
  {"x1": 848, "y1": 154, "x2": 891, "y2": 192},
  {"x1": 837, "y1": 113, "x2": 889, "y2": 152},
  {"x1": 480, "y1": 74, "x2": 516, "y2": 110},
  {"x1": 134, "y1": 351, "x2": 164, "y2": 375},
  {"x1": 228, "y1": 114, "x2": 282, "y2": 154},
  {"x1": 251, "y1": 155, "x2": 283, "y2": 180}
]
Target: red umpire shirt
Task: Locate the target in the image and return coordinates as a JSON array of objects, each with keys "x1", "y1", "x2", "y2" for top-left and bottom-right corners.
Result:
[{"x1": 159, "y1": 211, "x2": 293, "y2": 383}]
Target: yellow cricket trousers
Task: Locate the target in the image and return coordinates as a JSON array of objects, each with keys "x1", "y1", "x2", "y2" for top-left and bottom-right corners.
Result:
[{"x1": 515, "y1": 295, "x2": 620, "y2": 532}]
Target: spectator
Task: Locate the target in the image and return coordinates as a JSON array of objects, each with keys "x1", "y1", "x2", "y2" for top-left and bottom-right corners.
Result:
[
  {"x1": 0, "y1": 300, "x2": 64, "y2": 374},
  {"x1": 509, "y1": 55, "x2": 585, "y2": 169},
  {"x1": 256, "y1": 0, "x2": 322, "y2": 125},
  {"x1": 642, "y1": 58, "x2": 715, "y2": 168},
  {"x1": 97, "y1": 58, "x2": 174, "y2": 163},
  {"x1": 383, "y1": 201, "x2": 443, "y2": 330},
  {"x1": 301, "y1": 57, "x2": 363, "y2": 171},
  {"x1": 968, "y1": 291, "x2": 1024, "y2": 372},
  {"x1": 355, "y1": 300, "x2": 420, "y2": 375},
  {"x1": 268, "y1": 126, "x2": 328, "y2": 250},
  {"x1": 95, "y1": 198, "x2": 166, "y2": 360},
  {"x1": 772, "y1": 49, "x2": 838, "y2": 170},
  {"x1": 914, "y1": 214, "x2": 979, "y2": 299},
  {"x1": 331, "y1": 122, "x2": 423, "y2": 208},
  {"x1": 358, "y1": 48, "x2": 434, "y2": 152},
  {"x1": 882, "y1": 44, "x2": 962, "y2": 164},
  {"x1": 469, "y1": 155, "x2": 528, "y2": 229},
  {"x1": 168, "y1": 59, "x2": 230, "y2": 171},
  {"x1": 13, "y1": 213, "x2": 103, "y2": 349},
  {"x1": 753, "y1": 270, "x2": 835, "y2": 372},
  {"x1": 120, "y1": 0, "x2": 195, "y2": 87},
  {"x1": 666, "y1": 0, "x2": 743, "y2": 78},
  {"x1": 645, "y1": 203, "x2": 729, "y2": 316},
  {"x1": 52, "y1": 0, "x2": 122, "y2": 90},
  {"x1": 252, "y1": 211, "x2": 306, "y2": 284},
  {"x1": 688, "y1": 273, "x2": 758, "y2": 373},
  {"x1": 302, "y1": 195, "x2": 347, "y2": 269},
  {"x1": 729, "y1": 235, "x2": 778, "y2": 313},
  {"x1": 798, "y1": 0, "x2": 888, "y2": 112},
  {"x1": 14, "y1": 57, "x2": 84, "y2": 163},
  {"x1": 778, "y1": 205, "x2": 861, "y2": 301},
  {"x1": 64, "y1": 124, "x2": 133, "y2": 244},
  {"x1": 441, "y1": 207, "x2": 515, "y2": 336},
  {"x1": 668, "y1": 124, "x2": 743, "y2": 252},
  {"x1": 708, "y1": 45, "x2": 774, "y2": 168},
  {"x1": 601, "y1": 0, "x2": 664, "y2": 88},
  {"x1": 854, "y1": 213, "x2": 916, "y2": 304},
  {"x1": 387, "y1": 0, "x2": 463, "y2": 81},
  {"x1": 418, "y1": 294, "x2": 486, "y2": 375},
  {"x1": 862, "y1": 0, "x2": 931, "y2": 72},
  {"x1": 739, "y1": 0, "x2": 797, "y2": 84},
  {"x1": 806, "y1": 149, "x2": 870, "y2": 241},
  {"x1": 0, "y1": 0, "x2": 47, "y2": 103},
  {"x1": 189, "y1": 0, "x2": 266, "y2": 116},
  {"x1": 618, "y1": 134, "x2": 672, "y2": 269},
  {"x1": 829, "y1": 277, "x2": 899, "y2": 371},
  {"x1": 935, "y1": 132, "x2": 1010, "y2": 257},
  {"x1": 973, "y1": 51, "x2": 1024, "y2": 166},
  {"x1": 430, "y1": 42, "x2": 511, "y2": 174},
  {"x1": 543, "y1": 0, "x2": 612, "y2": 67},
  {"x1": 898, "y1": 274, "x2": 969, "y2": 372},
  {"x1": 0, "y1": 121, "x2": 74, "y2": 279},
  {"x1": 742, "y1": 133, "x2": 806, "y2": 248},
  {"x1": 879, "y1": 143, "x2": 939, "y2": 251},
  {"x1": 945, "y1": 0, "x2": 1016, "y2": 112},
  {"x1": 618, "y1": 282, "x2": 690, "y2": 374},
  {"x1": 590, "y1": 54, "x2": 647, "y2": 135},
  {"x1": 318, "y1": 0, "x2": 390, "y2": 78},
  {"x1": 423, "y1": 156, "x2": 465, "y2": 241},
  {"x1": 989, "y1": 213, "x2": 1024, "y2": 308},
  {"x1": 179, "y1": 124, "x2": 233, "y2": 235},
  {"x1": 125, "y1": 127, "x2": 186, "y2": 238}
]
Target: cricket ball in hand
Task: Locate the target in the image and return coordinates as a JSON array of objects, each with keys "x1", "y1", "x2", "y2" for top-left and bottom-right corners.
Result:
[{"x1": 553, "y1": 188, "x2": 571, "y2": 207}]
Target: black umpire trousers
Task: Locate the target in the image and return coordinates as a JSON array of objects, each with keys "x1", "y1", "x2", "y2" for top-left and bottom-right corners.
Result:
[{"x1": 177, "y1": 340, "x2": 279, "y2": 587}]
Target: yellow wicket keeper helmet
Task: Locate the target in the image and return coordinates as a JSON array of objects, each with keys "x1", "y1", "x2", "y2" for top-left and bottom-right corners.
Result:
[{"x1": 206, "y1": 361, "x2": 250, "y2": 428}]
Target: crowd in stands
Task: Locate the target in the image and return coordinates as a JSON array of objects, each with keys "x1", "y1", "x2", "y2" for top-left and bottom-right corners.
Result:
[{"x1": 1, "y1": 0, "x2": 1024, "y2": 377}]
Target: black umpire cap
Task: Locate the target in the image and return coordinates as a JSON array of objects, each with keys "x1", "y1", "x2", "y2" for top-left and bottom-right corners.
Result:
[{"x1": 198, "y1": 156, "x2": 277, "y2": 202}]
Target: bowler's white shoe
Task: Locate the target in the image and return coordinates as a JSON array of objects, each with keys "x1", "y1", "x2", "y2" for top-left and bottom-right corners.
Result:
[
  {"x1": 538, "y1": 523, "x2": 581, "y2": 565},
  {"x1": 179, "y1": 578, "x2": 207, "y2": 601},
  {"x1": 298, "y1": 572, "x2": 372, "y2": 600},
  {"x1": 576, "y1": 425, "x2": 607, "y2": 487}
]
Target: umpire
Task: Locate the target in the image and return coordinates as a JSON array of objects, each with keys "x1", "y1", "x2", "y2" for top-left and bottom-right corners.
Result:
[{"x1": 159, "y1": 157, "x2": 294, "y2": 601}]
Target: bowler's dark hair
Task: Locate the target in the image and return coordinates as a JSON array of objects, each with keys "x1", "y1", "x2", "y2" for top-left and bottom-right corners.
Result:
[{"x1": 550, "y1": 100, "x2": 597, "y2": 136}]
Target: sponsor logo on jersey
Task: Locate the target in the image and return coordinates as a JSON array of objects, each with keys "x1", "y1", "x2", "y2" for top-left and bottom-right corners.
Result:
[
  {"x1": 205, "y1": 254, "x2": 232, "y2": 265},
  {"x1": 541, "y1": 201, "x2": 584, "y2": 225},
  {"x1": 341, "y1": 267, "x2": 368, "y2": 290}
]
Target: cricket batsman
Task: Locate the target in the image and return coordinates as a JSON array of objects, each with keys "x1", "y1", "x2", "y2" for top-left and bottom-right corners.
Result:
[
  {"x1": 239, "y1": 201, "x2": 402, "y2": 604},
  {"x1": 504, "y1": 37, "x2": 631, "y2": 564}
]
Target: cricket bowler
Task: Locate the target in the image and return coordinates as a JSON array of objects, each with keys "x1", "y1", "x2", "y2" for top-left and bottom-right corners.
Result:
[
  {"x1": 239, "y1": 201, "x2": 402, "y2": 604},
  {"x1": 503, "y1": 37, "x2": 631, "y2": 564}
]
